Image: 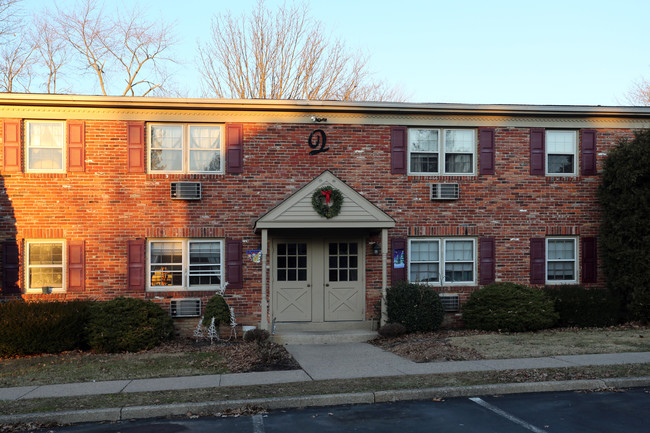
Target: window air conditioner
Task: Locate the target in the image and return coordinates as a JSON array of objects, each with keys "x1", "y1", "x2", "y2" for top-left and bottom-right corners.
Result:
[
  {"x1": 170, "y1": 298, "x2": 202, "y2": 317},
  {"x1": 171, "y1": 182, "x2": 201, "y2": 200},
  {"x1": 430, "y1": 183, "x2": 460, "y2": 200},
  {"x1": 439, "y1": 293, "x2": 460, "y2": 312}
]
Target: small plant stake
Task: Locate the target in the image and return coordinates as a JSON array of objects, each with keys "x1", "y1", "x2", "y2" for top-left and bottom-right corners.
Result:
[
  {"x1": 193, "y1": 317, "x2": 204, "y2": 342},
  {"x1": 207, "y1": 317, "x2": 220, "y2": 344}
]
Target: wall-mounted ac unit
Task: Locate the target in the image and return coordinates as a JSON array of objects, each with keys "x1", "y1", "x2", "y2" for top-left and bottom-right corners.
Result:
[
  {"x1": 439, "y1": 293, "x2": 460, "y2": 312},
  {"x1": 430, "y1": 183, "x2": 460, "y2": 200},
  {"x1": 171, "y1": 182, "x2": 201, "y2": 200},
  {"x1": 170, "y1": 298, "x2": 202, "y2": 317}
]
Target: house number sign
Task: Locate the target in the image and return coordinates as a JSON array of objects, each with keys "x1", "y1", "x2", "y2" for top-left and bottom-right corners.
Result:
[{"x1": 308, "y1": 129, "x2": 329, "y2": 155}]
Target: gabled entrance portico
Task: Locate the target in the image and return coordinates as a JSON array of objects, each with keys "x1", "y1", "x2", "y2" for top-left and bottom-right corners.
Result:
[{"x1": 255, "y1": 171, "x2": 395, "y2": 336}]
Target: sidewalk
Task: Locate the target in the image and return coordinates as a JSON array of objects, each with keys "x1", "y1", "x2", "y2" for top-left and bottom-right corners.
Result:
[{"x1": 2, "y1": 344, "x2": 650, "y2": 425}]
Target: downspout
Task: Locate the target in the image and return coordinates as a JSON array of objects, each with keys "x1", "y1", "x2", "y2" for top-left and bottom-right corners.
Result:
[
  {"x1": 381, "y1": 228, "x2": 388, "y2": 327},
  {"x1": 261, "y1": 229, "x2": 269, "y2": 331}
]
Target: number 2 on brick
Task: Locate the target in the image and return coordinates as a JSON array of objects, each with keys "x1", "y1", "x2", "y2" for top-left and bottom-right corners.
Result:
[{"x1": 308, "y1": 129, "x2": 329, "y2": 155}]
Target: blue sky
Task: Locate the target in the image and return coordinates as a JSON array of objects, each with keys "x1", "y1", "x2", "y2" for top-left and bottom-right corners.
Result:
[{"x1": 22, "y1": 0, "x2": 650, "y2": 105}]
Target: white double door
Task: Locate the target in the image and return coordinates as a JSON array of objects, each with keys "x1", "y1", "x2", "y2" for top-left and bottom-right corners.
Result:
[{"x1": 272, "y1": 238, "x2": 365, "y2": 323}]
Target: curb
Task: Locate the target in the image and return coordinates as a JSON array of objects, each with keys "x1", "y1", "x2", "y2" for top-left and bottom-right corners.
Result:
[{"x1": 2, "y1": 377, "x2": 650, "y2": 426}]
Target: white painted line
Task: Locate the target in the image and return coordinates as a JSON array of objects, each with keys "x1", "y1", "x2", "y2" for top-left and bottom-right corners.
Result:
[
  {"x1": 252, "y1": 414, "x2": 265, "y2": 433},
  {"x1": 470, "y1": 397, "x2": 547, "y2": 433}
]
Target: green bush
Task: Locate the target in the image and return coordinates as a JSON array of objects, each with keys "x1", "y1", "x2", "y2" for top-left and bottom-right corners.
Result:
[
  {"x1": 386, "y1": 281, "x2": 444, "y2": 333},
  {"x1": 202, "y1": 295, "x2": 231, "y2": 327},
  {"x1": 463, "y1": 282, "x2": 558, "y2": 332},
  {"x1": 544, "y1": 285, "x2": 622, "y2": 328},
  {"x1": 0, "y1": 301, "x2": 94, "y2": 357},
  {"x1": 87, "y1": 297, "x2": 174, "y2": 353},
  {"x1": 378, "y1": 322, "x2": 407, "y2": 338}
]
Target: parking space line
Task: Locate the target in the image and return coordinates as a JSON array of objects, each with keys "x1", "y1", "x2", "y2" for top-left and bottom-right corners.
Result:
[
  {"x1": 252, "y1": 414, "x2": 265, "y2": 433},
  {"x1": 470, "y1": 397, "x2": 547, "y2": 433}
]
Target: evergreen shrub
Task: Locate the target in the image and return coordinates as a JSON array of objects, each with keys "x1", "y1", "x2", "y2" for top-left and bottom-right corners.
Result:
[
  {"x1": 544, "y1": 285, "x2": 622, "y2": 328},
  {"x1": 87, "y1": 297, "x2": 174, "y2": 353},
  {"x1": 202, "y1": 295, "x2": 231, "y2": 327},
  {"x1": 463, "y1": 282, "x2": 558, "y2": 332},
  {"x1": 0, "y1": 300, "x2": 94, "y2": 357},
  {"x1": 386, "y1": 281, "x2": 444, "y2": 333},
  {"x1": 243, "y1": 328, "x2": 270, "y2": 343},
  {"x1": 378, "y1": 322, "x2": 407, "y2": 338}
]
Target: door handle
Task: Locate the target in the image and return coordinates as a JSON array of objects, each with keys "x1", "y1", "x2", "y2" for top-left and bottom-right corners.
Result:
[
  {"x1": 325, "y1": 283, "x2": 329, "y2": 287},
  {"x1": 307, "y1": 284, "x2": 310, "y2": 287}
]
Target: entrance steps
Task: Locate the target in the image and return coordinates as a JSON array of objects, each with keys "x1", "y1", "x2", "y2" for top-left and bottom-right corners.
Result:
[{"x1": 272, "y1": 329, "x2": 378, "y2": 345}]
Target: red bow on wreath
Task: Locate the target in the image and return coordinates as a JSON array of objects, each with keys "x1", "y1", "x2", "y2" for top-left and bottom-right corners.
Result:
[{"x1": 321, "y1": 189, "x2": 332, "y2": 205}]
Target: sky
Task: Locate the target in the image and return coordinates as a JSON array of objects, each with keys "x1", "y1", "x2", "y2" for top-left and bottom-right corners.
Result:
[{"x1": 21, "y1": 0, "x2": 650, "y2": 106}]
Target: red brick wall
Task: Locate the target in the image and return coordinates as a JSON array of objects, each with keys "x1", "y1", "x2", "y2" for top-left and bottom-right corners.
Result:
[{"x1": 0, "y1": 118, "x2": 637, "y2": 325}]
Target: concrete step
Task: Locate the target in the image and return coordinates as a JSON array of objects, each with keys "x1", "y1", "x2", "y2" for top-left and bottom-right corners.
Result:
[{"x1": 272, "y1": 330, "x2": 378, "y2": 345}]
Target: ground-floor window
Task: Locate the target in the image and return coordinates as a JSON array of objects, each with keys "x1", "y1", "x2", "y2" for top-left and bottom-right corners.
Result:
[
  {"x1": 546, "y1": 237, "x2": 577, "y2": 284},
  {"x1": 25, "y1": 240, "x2": 65, "y2": 293},
  {"x1": 408, "y1": 238, "x2": 475, "y2": 285},
  {"x1": 148, "y1": 239, "x2": 223, "y2": 291}
]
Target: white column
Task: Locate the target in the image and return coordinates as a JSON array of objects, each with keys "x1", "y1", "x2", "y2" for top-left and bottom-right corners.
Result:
[
  {"x1": 261, "y1": 229, "x2": 269, "y2": 331},
  {"x1": 381, "y1": 228, "x2": 388, "y2": 327}
]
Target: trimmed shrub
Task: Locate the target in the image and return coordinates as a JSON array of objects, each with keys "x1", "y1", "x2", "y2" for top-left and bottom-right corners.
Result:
[
  {"x1": 378, "y1": 322, "x2": 407, "y2": 338},
  {"x1": 244, "y1": 328, "x2": 270, "y2": 343},
  {"x1": 544, "y1": 285, "x2": 622, "y2": 328},
  {"x1": 202, "y1": 295, "x2": 231, "y2": 327},
  {"x1": 87, "y1": 297, "x2": 174, "y2": 353},
  {"x1": 463, "y1": 282, "x2": 558, "y2": 332},
  {"x1": 0, "y1": 300, "x2": 94, "y2": 357},
  {"x1": 386, "y1": 281, "x2": 444, "y2": 333}
]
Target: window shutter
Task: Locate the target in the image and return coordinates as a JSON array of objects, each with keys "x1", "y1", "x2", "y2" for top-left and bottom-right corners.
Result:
[
  {"x1": 391, "y1": 237, "x2": 407, "y2": 285},
  {"x1": 581, "y1": 129, "x2": 597, "y2": 176},
  {"x1": 226, "y1": 123, "x2": 244, "y2": 174},
  {"x1": 530, "y1": 128, "x2": 545, "y2": 175},
  {"x1": 67, "y1": 240, "x2": 85, "y2": 292},
  {"x1": 530, "y1": 238, "x2": 546, "y2": 284},
  {"x1": 2, "y1": 241, "x2": 20, "y2": 294},
  {"x1": 390, "y1": 126, "x2": 407, "y2": 175},
  {"x1": 479, "y1": 128, "x2": 495, "y2": 175},
  {"x1": 67, "y1": 121, "x2": 85, "y2": 172},
  {"x1": 581, "y1": 236, "x2": 598, "y2": 283},
  {"x1": 127, "y1": 239, "x2": 145, "y2": 290},
  {"x1": 479, "y1": 237, "x2": 495, "y2": 285},
  {"x1": 3, "y1": 119, "x2": 21, "y2": 172},
  {"x1": 225, "y1": 238, "x2": 243, "y2": 290},
  {"x1": 127, "y1": 122, "x2": 145, "y2": 173}
]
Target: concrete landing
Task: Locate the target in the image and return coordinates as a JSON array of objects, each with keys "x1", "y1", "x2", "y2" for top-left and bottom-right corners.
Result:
[{"x1": 272, "y1": 330, "x2": 378, "y2": 345}]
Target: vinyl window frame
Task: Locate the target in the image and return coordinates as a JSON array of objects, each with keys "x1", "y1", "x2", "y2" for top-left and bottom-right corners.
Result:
[
  {"x1": 545, "y1": 237, "x2": 578, "y2": 284},
  {"x1": 408, "y1": 238, "x2": 476, "y2": 286},
  {"x1": 147, "y1": 123, "x2": 225, "y2": 174},
  {"x1": 407, "y1": 128, "x2": 476, "y2": 176},
  {"x1": 24, "y1": 120, "x2": 66, "y2": 173},
  {"x1": 25, "y1": 239, "x2": 66, "y2": 294},
  {"x1": 147, "y1": 239, "x2": 224, "y2": 292},
  {"x1": 545, "y1": 130, "x2": 577, "y2": 176}
]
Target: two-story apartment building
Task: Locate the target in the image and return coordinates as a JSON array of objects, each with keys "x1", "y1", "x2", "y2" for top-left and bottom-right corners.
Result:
[{"x1": 0, "y1": 94, "x2": 646, "y2": 333}]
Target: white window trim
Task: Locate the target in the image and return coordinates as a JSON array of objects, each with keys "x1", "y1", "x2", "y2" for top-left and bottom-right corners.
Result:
[
  {"x1": 24, "y1": 120, "x2": 66, "y2": 174},
  {"x1": 545, "y1": 130, "x2": 577, "y2": 177},
  {"x1": 408, "y1": 238, "x2": 476, "y2": 286},
  {"x1": 407, "y1": 128, "x2": 476, "y2": 176},
  {"x1": 147, "y1": 238, "x2": 224, "y2": 292},
  {"x1": 25, "y1": 239, "x2": 66, "y2": 294},
  {"x1": 147, "y1": 123, "x2": 225, "y2": 174},
  {"x1": 545, "y1": 237, "x2": 578, "y2": 285}
]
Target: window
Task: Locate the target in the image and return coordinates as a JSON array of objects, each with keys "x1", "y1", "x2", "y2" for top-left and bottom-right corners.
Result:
[
  {"x1": 148, "y1": 239, "x2": 223, "y2": 290},
  {"x1": 149, "y1": 124, "x2": 223, "y2": 173},
  {"x1": 25, "y1": 240, "x2": 65, "y2": 292},
  {"x1": 546, "y1": 130, "x2": 577, "y2": 175},
  {"x1": 546, "y1": 238, "x2": 577, "y2": 283},
  {"x1": 25, "y1": 121, "x2": 65, "y2": 172},
  {"x1": 408, "y1": 238, "x2": 475, "y2": 285},
  {"x1": 408, "y1": 128, "x2": 475, "y2": 175}
]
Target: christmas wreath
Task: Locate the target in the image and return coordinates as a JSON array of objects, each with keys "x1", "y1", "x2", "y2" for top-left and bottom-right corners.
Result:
[{"x1": 311, "y1": 186, "x2": 343, "y2": 219}]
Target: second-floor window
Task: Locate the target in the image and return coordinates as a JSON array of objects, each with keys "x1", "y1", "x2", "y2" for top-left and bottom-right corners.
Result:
[
  {"x1": 25, "y1": 121, "x2": 65, "y2": 172},
  {"x1": 546, "y1": 130, "x2": 577, "y2": 175},
  {"x1": 149, "y1": 124, "x2": 223, "y2": 173},
  {"x1": 408, "y1": 128, "x2": 475, "y2": 175}
]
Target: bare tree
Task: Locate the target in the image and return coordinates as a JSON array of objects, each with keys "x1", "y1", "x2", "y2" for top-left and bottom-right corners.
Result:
[
  {"x1": 624, "y1": 79, "x2": 650, "y2": 106},
  {"x1": 198, "y1": 0, "x2": 403, "y2": 101},
  {"x1": 0, "y1": 33, "x2": 36, "y2": 92},
  {"x1": 0, "y1": 0, "x2": 22, "y2": 42},
  {"x1": 56, "y1": 0, "x2": 176, "y2": 96},
  {"x1": 31, "y1": 12, "x2": 68, "y2": 94}
]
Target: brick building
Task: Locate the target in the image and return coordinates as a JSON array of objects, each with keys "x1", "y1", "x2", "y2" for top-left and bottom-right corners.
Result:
[{"x1": 0, "y1": 94, "x2": 646, "y2": 333}]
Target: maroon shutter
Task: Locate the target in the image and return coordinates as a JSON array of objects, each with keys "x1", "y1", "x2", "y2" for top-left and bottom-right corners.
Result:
[
  {"x1": 127, "y1": 122, "x2": 145, "y2": 173},
  {"x1": 530, "y1": 238, "x2": 546, "y2": 284},
  {"x1": 530, "y1": 128, "x2": 545, "y2": 175},
  {"x1": 2, "y1": 241, "x2": 20, "y2": 294},
  {"x1": 581, "y1": 236, "x2": 598, "y2": 283},
  {"x1": 581, "y1": 129, "x2": 597, "y2": 176},
  {"x1": 479, "y1": 128, "x2": 495, "y2": 175},
  {"x1": 226, "y1": 123, "x2": 243, "y2": 174},
  {"x1": 479, "y1": 237, "x2": 495, "y2": 285},
  {"x1": 225, "y1": 238, "x2": 242, "y2": 290},
  {"x1": 391, "y1": 237, "x2": 407, "y2": 285},
  {"x1": 390, "y1": 126, "x2": 407, "y2": 175},
  {"x1": 67, "y1": 240, "x2": 85, "y2": 292},
  {"x1": 127, "y1": 239, "x2": 145, "y2": 290},
  {"x1": 67, "y1": 121, "x2": 85, "y2": 172},
  {"x1": 3, "y1": 119, "x2": 21, "y2": 172}
]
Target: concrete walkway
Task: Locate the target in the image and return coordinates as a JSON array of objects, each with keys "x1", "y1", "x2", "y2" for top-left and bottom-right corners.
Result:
[{"x1": 2, "y1": 344, "x2": 650, "y2": 402}]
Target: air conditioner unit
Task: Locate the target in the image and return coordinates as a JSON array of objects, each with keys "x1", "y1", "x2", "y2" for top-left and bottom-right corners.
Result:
[
  {"x1": 170, "y1": 298, "x2": 202, "y2": 317},
  {"x1": 430, "y1": 183, "x2": 460, "y2": 200},
  {"x1": 439, "y1": 293, "x2": 460, "y2": 312},
  {"x1": 171, "y1": 182, "x2": 201, "y2": 200}
]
